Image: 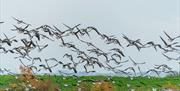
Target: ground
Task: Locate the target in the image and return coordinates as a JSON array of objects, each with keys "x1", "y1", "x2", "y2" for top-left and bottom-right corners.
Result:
[{"x1": 0, "y1": 75, "x2": 180, "y2": 91}]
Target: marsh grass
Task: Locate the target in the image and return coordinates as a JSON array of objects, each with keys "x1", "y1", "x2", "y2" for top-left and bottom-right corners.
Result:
[{"x1": 0, "y1": 69, "x2": 180, "y2": 91}]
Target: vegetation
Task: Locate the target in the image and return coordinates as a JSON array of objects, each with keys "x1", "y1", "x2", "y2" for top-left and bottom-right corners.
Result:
[{"x1": 0, "y1": 75, "x2": 180, "y2": 91}]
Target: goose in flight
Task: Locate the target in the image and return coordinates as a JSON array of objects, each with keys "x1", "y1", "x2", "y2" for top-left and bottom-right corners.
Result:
[
  {"x1": 12, "y1": 17, "x2": 30, "y2": 25},
  {"x1": 163, "y1": 31, "x2": 180, "y2": 42},
  {"x1": 0, "y1": 21, "x2": 4, "y2": 24}
]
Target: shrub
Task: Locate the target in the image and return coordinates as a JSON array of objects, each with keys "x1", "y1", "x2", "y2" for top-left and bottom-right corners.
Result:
[
  {"x1": 5, "y1": 66, "x2": 61, "y2": 91},
  {"x1": 91, "y1": 81, "x2": 114, "y2": 91}
]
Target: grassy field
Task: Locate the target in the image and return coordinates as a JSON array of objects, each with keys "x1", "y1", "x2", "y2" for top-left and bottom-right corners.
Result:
[{"x1": 0, "y1": 75, "x2": 180, "y2": 91}]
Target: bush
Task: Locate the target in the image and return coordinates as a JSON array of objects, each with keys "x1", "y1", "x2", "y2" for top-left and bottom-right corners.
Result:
[
  {"x1": 91, "y1": 81, "x2": 114, "y2": 91},
  {"x1": 4, "y1": 66, "x2": 61, "y2": 91}
]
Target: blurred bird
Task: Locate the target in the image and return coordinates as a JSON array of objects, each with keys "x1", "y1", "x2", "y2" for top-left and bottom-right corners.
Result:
[
  {"x1": 2, "y1": 34, "x2": 17, "y2": 46},
  {"x1": 12, "y1": 17, "x2": 30, "y2": 25},
  {"x1": 163, "y1": 31, "x2": 180, "y2": 42},
  {"x1": 0, "y1": 21, "x2": 4, "y2": 24},
  {"x1": 129, "y1": 56, "x2": 146, "y2": 66}
]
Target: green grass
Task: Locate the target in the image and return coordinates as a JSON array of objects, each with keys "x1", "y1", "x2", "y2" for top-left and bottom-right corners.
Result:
[{"x1": 0, "y1": 75, "x2": 180, "y2": 91}]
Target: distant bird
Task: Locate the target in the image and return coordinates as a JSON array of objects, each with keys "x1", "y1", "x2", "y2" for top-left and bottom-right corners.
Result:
[
  {"x1": 114, "y1": 69, "x2": 131, "y2": 76},
  {"x1": 3, "y1": 68, "x2": 16, "y2": 75},
  {"x1": 11, "y1": 24, "x2": 30, "y2": 33},
  {"x1": 0, "y1": 21, "x2": 4, "y2": 24},
  {"x1": 99, "y1": 52, "x2": 109, "y2": 62},
  {"x1": 53, "y1": 26, "x2": 66, "y2": 35},
  {"x1": 122, "y1": 34, "x2": 144, "y2": 51},
  {"x1": 110, "y1": 48, "x2": 125, "y2": 57},
  {"x1": 72, "y1": 26, "x2": 85, "y2": 37},
  {"x1": 62, "y1": 63, "x2": 77, "y2": 73},
  {"x1": 159, "y1": 36, "x2": 178, "y2": 48},
  {"x1": 175, "y1": 45, "x2": 180, "y2": 48},
  {"x1": 63, "y1": 53, "x2": 73, "y2": 61},
  {"x1": 87, "y1": 48, "x2": 101, "y2": 56},
  {"x1": 129, "y1": 56, "x2": 146, "y2": 66},
  {"x1": 58, "y1": 35, "x2": 66, "y2": 45},
  {"x1": 46, "y1": 58, "x2": 63, "y2": 65},
  {"x1": 29, "y1": 65, "x2": 41, "y2": 74},
  {"x1": 163, "y1": 70, "x2": 176, "y2": 76},
  {"x1": 86, "y1": 26, "x2": 102, "y2": 36},
  {"x1": 35, "y1": 41, "x2": 48, "y2": 52},
  {"x1": 101, "y1": 34, "x2": 115, "y2": 40},
  {"x1": 83, "y1": 65, "x2": 96, "y2": 73},
  {"x1": 28, "y1": 30, "x2": 41, "y2": 41},
  {"x1": 12, "y1": 17, "x2": 30, "y2": 25},
  {"x1": 39, "y1": 64, "x2": 52, "y2": 73},
  {"x1": 2, "y1": 33, "x2": 17, "y2": 46},
  {"x1": 39, "y1": 59, "x2": 58, "y2": 73},
  {"x1": 80, "y1": 40, "x2": 104, "y2": 52},
  {"x1": 72, "y1": 49, "x2": 87, "y2": 56},
  {"x1": 69, "y1": 30, "x2": 83, "y2": 40},
  {"x1": 32, "y1": 57, "x2": 42, "y2": 62},
  {"x1": 163, "y1": 31, "x2": 180, "y2": 42},
  {"x1": 77, "y1": 55, "x2": 88, "y2": 63},
  {"x1": 62, "y1": 42, "x2": 78, "y2": 50},
  {"x1": 0, "y1": 68, "x2": 4, "y2": 73},
  {"x1": 106, "y1": 37, "x2": 123, "y2": 48},
  {"x1": 0, "y1": 46, "x2": 6, "y2": 53},
  {"x1": 0, "y1": 46, "x2": 15, "y2": 54},
  {"x1": 105, "y1": 62, "x2": 122, "y2": 70},
  {"x1": 145, "y1": 69, "x2": 161, "y2": 77},
  {"x1": 40, "y1": 25, "x2": 54, "y2": 36},
  {"x1": 144, "y1": 41, "x2": 171, "y2": 52},
  {"x1": 40, "y1": 33, "x2": 54, "y2": 41},
  {"x1": 137, "y1": 66, "x2": 143, "y2": 76},
  {"x1": 154, "y1": 64, "x2": 172, "y2": 71},
  {"x1": 89, "y1": 57, "x2": 104, "y2": 68},
  {"x1": 80, "y1": 28, "x2": 90, "y2": 37},
  {"x1": 110, "y1": 53, "x2": 123, "y2": 64},
  {"x1": 162, "y1": 53, "x2": 180, "y2": 61},
  {"x1": 21, "y1": 39, "x2": 36, "y2": 49},
  {"x1": 12, "y1": 47, "x2": 24, "y2": 56},
  {"x1": 123, "y1": 67, "x2": 136, "y2": 76},
  {"x1": 19, "y1": 59, "x2": 34, "y2": 67},
  {"x1": 63, "y1": 23, "x2": 81, "y2": 32}
]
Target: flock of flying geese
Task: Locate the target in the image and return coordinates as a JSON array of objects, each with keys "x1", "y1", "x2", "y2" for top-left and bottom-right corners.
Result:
[{"x1": 0, "y1": 18, "x2": 180, "y2": 77}]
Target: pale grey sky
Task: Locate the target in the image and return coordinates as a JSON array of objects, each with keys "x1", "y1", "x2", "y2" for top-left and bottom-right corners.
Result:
[{"x1": 0, "y1": 0, "x2": 180, "y2": 75}]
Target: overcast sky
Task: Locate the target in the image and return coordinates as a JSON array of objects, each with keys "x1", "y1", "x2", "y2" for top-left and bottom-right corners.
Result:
[{"x1": 0, "y1": 0, "x2": 180, "y2": 75}]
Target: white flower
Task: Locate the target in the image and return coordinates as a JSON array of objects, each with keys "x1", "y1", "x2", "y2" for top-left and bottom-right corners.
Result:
[
  {"x1": 98, "y1": 82, "x2": 102, "y2": 85},
  {"x1": 129, "y1": 89, "x2": 135, "y2": 91},
  {"x1": 130, "y1": 77, "x2": 133, "y2": 80},
  {"x1": 107, "y1": 78, "x2": 111, "y2": 80},
  {"x1": 78, "y1": 88, "x2": 81, "y2": 91},
  {"x1": 25, "y1": 88, "x2": 29, "y2": 91},
  {"x1": 152, "y1": 87, "x2": 157, "y2": 91},
  {"x1": 77, "y1": 83, "x2": 80, "y2": 86},
  {"x1": 32, "y1": 86, "x2": 36, "y2": 89},
  {"x1": 63, "y1": 77, "x2": 66, "y2": 80},
  {"x1": 127, "y1": 84, "x2": 130, "y2": 87},
  {"x1": 15, "y1": 76, "x2": 18, "y2": 79},
  {"x1": 64, "y1": 84, "x2": 68, "y2": 87},
  {"x1": 112, "y1": 81, "x2": 115, "y2": 84},
  {"x1": 28, "y1": 84, "x2": 32, "y2": 87},
  {"x1": 5, "y1": 88, "x2": 9, "y2": 91},
  {"x1": 77, "y1": 80, "x2": 81, "y2": 83}
]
